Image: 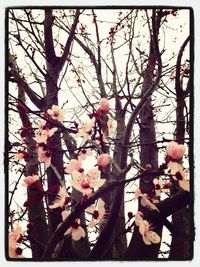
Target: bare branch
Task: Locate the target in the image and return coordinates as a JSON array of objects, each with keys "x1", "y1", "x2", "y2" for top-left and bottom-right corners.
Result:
[{"x1": 9, "y1": 52, "x2": 44, "y2": 109}]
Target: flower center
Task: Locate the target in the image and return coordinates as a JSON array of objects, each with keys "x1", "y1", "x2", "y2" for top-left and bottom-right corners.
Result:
[
  {"x1": 81, "y1": 180, "x2": 91, "y2": 189},
  {"x1": 15, "y1": 247, "x2": 23, "y2": 255},
  {"x1": 155, "y1": 184, "x2": 161, "y2": 190},
  {"x1": 93, "y1": 210, "x2": 99, "y2": 219},
  {"x1": 45, "y1": 151, "x2": 51, "y2": 157},
  {"x1": 53, "y1": 111, "x2": 59, "y2": 117},
  {"x1": 72, "y1": 221, "x2": 79, "y2": 229},
  {"x1": 64, "y1": 197, "x2": 71, "y2": 205}
]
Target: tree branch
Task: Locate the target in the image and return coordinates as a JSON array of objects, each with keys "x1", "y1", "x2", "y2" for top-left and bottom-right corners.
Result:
[
  {"x1": 42, "y1": 168, "x2": 171, "y2": 259},
  {"x1": 56, "y1": 9, "x2": 80, "y2": 71},
  {"x1": 175, "y1": 36, "x2": 190, "y2": 98},
  {"x1": 9, "y1": 53, "x2": 44, "y2": 110}
]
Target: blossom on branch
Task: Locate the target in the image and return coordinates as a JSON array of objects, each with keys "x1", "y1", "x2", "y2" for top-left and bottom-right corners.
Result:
[
  {"x1": 34, "y1": 125, "x2": 58, "y2": 144},
  {"x1": 135, "y1": 212, "x2": 160, "y2": 245},
  {"x1": 14, "y1": 150, "x2": 27, "y2": 162},
  {"x1": 49, "y1": 186, "x2": 70, "y2": 209},
  {"x1": 47, "y1": 105, "x2": 65, "y2": 122},
  {"x1": 107, "y1": 117, "x2": 117, "y2": 136},
  {"x1": 97, "y1": 153, "x2": 111, "y2": 171},
  {"x1": 166, "y1": 141, "x2": 186, "y2": 160},
  {"x1": 77, "y1": 148, "x2": 93, "y2": 161},
  {"x1": 22, "y1": 175, "x2": 39, "y2": 187},
  {"x1": 64, "y1": 159, "x2": 82, "y2": 174},
  {"x1": 74, "y1": 117, "x2": 95, "y2": 145},
  {"x1": 70, "y1": 167, "x2": 105, "y2": 194},
  {"x1": 99, "y1": 98, "x2": 110, "y2": 113},
  {"x1": 167, "y1": 161, "x2": 190, "y2": 192},
  {"x1": 61, "y1": 210, "x2": 86, "y2": 241},
  {"x1": 37, "y1": 146, "x2": 51, "y2": 168},
  {"x1": 153, "y1": 177, "x2": 172, "y2": 197},
  {"x1": 86, "y1": 198, "x2": 107, "y2": 227},
  {"x1": 134, "y1": 188, "x2": 159, "y2": 212},
  {"x1": 9, "y1": 225, "x2": 24, "y2": 258}
]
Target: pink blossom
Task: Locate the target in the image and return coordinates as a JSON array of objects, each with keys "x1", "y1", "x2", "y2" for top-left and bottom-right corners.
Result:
[
  {"x1": 140, "y1": 194, "x2": 159, "y2": 212},
  {"x1": 75, "y1": 117, "x2": 95, "y2": 145},
  {"x1": 9, "y1": 225, "x2": 24, "y2": 258},
  {"x1": 64, "y1": 159, "x2": 82, "y2": 174},
  {"x1": 107, "y1": 117, "x2": 117, "y2": 136},
  {"x1": 34, "y1": 127, "x2": 58, "y2": 144},
  {"x1": 77, "y1": 148, "x2": 93, "y2": 161},
  {"x1": 167, "y1": 161, "x2": 188, "y2": 180},
  {"x1": 153, "y1": 178, "x2": 170, "y2": 197},
  {"x1": 167, "y1": 141, "x2": 186, "y2": 160},
  {"x1": 97, "y1": 153, "x2": 111, "y2": 169},
  {"x1": 62, "y1": 211, "x2": 86, "y2": 241},
  {"x1": 134, "y1": 188, "x2": 159, "y2": 212},
  {"x1": 135, "y1": 211, "x2": 144, "y2": 226},
  {"x1": 49, "y1": 187, "x2": 70, "y2": 209},
  {"x1": 47, "y1": 105, "x2": 65, "y2": 122},
  {"x1": 86, "y1": 198, "x2": 107, "y2": 227},
  {"x1": 70, "y1": 167, "x2": 105, "y2": 194},
  {"x1": 14, "y1": 151, "x2": 26, "y2": 161},
  {"x1": 23, "y1": 175, "x2": 39, "y2": 187},
  {"x1": 167, "y1": 161, "x2": 190, "y2": 191},
  {"x1": 139, "y1": 220, "x2": 160, "y2": 245},
  {"x1": 99, "y1": 98, "x2": 110, "y2": 113},
  {"x1": 135, "y1": 213, "x2": 160, "y2": 245},
  {"x1": 37, "y1": 147, "x2": 51, "y2": 168},
  {"x1": 179, "y1": 179, "x2": 190, "y2": 192}
]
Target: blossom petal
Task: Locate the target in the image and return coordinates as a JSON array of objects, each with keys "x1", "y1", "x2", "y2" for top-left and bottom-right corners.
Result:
[
  {"x1": 72, "y1": 227, "x2": 85, "y2": 241},
  {"x1": 179, "y1": 179, "x2": 190, "y2": 192},
  {"x1": 92, "y1": 179, "x2": 106, "y2": 188},
  {"x1": 146, "y1": 231, "x2": 160, "y2": 244}
]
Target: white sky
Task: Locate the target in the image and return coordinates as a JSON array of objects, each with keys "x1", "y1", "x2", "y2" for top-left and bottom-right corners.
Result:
[{"x1": 1, "y1": 0, "x2": 200, "y2": 266}]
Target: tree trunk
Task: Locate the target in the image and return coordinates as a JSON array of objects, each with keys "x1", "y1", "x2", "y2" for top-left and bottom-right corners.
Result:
[
  {"x1": 18, "y1": 88, "x2": 48, "y2": 258},
  {"x1": 124, "y1": 35, "x2": 160, "y2": 260},
  {"x1": 106, "y1": 109, "x2": 127, "y2": 259}
]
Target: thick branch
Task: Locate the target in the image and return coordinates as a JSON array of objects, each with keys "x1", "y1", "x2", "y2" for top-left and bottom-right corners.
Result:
[{"x1": 44, "y1": 9, "x2": 56, "y2": 64}]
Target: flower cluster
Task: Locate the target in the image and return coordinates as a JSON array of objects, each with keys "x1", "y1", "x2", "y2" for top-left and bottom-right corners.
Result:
[
  {"x1": 97, "y1": 153, "x2": 111, "y2": 172},
  {"x1": 64, "y1": 159, "x2": 82, "y2": 174}
]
